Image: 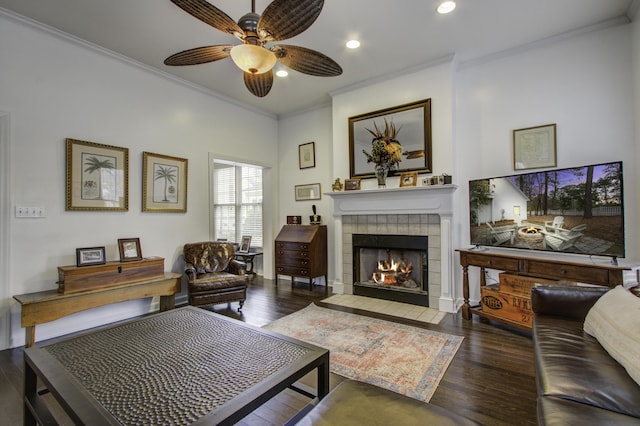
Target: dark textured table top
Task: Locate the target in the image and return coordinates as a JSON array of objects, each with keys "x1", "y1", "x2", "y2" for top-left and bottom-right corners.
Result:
[{"x1": 27, "y1": 306, "x2": 328, "y2": 425}]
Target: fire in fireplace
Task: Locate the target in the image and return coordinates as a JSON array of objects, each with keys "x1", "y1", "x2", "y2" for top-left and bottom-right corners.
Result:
[{"x1": 353, "y1": 234, "x2": 429, "y2": 306}]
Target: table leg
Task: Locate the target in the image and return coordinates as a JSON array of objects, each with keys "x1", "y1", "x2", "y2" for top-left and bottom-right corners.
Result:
[
  {"x1": 23, "y1": 359, "x2": 38, "y2": 426},
  {"x1": 317, "y1": 355, "x2": 330, "y2": 399},
  {"x1": 159, "y1": 294, "x2": 175, "y2": 311},
  {"x1": 25, "y1": 326, "x2": 35, "y2": 349},
  {"x1": 462, "y1": 265, "x2": 471, "y2": 320}
]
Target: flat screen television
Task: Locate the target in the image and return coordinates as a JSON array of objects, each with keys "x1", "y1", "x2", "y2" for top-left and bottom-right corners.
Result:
[{"x1": 468, "y1": 161, "x2": 624, "y2": 259}]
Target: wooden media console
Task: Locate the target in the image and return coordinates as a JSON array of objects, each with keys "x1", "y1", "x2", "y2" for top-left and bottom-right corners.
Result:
[{"x1": 457, "y1": 248, "x2": 630, "y2": 330}]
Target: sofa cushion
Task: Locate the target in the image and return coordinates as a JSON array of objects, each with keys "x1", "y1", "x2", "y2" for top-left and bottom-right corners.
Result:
[
  {"x1": 534, "y1": 315, "x2": 640, "y2": 418},
  {"x1": 538, "y1": 396, "x2": 640, "y2": 426},
  {"x1": 584, "y1": 285, "x2": 640, "y2": 386}
]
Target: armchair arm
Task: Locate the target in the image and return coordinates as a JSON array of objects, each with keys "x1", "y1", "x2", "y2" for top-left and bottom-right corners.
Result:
[
  {"x1": 228, "y1": 259, "x2": 247, "y2": 276},
  {"x1": 531, "y1": 285, "x2": 609, "y2": 321},
  {"x1": 184, "y1": 262, "x2": 197, "y2": 279}
]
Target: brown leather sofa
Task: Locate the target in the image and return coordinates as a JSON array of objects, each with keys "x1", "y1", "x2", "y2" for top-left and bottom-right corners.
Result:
[
  {"x1": 183, "y1": 242, "x2": 248, "y2": 311},
  {"x1": 531, "y1": 285, "x2": 640, "y2": 425},
  {"x1": 294, "y1": 379, "x2": 478, "y2": 425}
]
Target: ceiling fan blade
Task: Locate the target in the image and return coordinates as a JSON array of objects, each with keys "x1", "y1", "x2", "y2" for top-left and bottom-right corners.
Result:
[
  {"x1": 273, "y1": 45, "x2": 342, "y2": 76},
  {"x1": 171, "y1": 0, "x2": 243, "y2": 38},
  {"x1": 164, "y1": 45, "x2": 232, "y2": 66},
  {"x1": 244, "y1": 71, "x2": 274, "y2": 97},
  {"x1": 258, "y1": 0, "x2": 324, "y2": 42}
]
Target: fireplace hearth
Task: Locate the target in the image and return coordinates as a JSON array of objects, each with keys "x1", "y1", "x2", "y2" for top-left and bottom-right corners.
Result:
[{"x1": 353, "y1": 234, "x2": 429, "y2": 306}]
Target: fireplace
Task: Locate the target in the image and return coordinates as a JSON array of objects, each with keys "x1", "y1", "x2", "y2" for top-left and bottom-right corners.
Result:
[{"x1": 353, "y1": 234, "x2": 429, "y2": 306}]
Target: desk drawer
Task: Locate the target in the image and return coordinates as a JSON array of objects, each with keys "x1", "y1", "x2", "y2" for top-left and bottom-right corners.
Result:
[
  {"x1": 275, "y1": 256, "x2": 311, "y2": 268},
  {"x1": 275, "y1": 249, "x2": 309, "y2": 261},
  {"x1": 464, "y1": 253, "x2": 519, "y2": 271},
  {"x1": 276, "y1": 265, "x2": 310, "y2": 277},
  {"x1": 276, "y1": 241, "x2": 311, "y2": 251}
]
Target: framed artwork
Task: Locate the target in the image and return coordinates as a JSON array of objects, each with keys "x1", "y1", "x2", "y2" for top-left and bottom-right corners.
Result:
[
  {"x1": 287, "y1": 215, "x2": 302, "y2": 224},
  {"x1": 142, "y1": 152, "x2": 188, "y2": 213},
  {"x1": 239, "y1": 236, "x2": 252, "y2": 253},
  {"x1": 295, "y1": 183, "x2": 321, "y2": 201},
  {"x1": 118, "y1": 238, "x2": 142, "y2": 261},
  {"x1": 344, "y1": 178, "x2": 361, "y2": 191},
  {"x1": 399, "y1": 172, "x2": 418, "y2": 187},
  {"x1": 299, "y1": 142, "x2": 316, "y2": 169},
  {"x1": 349, "y1": 99, "x2": 432, "y2": 178},
  {"x1": 65, "y1": 138, "x2": 129, "y2": 211},
  {"x1": 76, "y1": 246, "x2": 106, "y2": 267},
  {"x1": 513, "y1": 124, "x2": 557, "y2": 170}
]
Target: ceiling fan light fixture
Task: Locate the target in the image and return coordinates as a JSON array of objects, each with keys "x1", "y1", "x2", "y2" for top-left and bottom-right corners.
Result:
[
  {"x1": 437, "y1": 1, "x2": 456, "y2": 14},
  {"x1": 230, "y1": 44, "x2": 277, "y2": 74}
]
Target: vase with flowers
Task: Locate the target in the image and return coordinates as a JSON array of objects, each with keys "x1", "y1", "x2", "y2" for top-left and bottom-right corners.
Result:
[{"x1": 362, "y1": 118, "x2": 403, "y2": 187}]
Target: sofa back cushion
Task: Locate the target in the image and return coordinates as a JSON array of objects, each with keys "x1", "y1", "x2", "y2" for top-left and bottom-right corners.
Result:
[
  {"x1": 184, "y1": 242, "x2": 234, "y2": 274},
  {"x1": 584, "y1": 285, "x2": 640, "y2": 386}
]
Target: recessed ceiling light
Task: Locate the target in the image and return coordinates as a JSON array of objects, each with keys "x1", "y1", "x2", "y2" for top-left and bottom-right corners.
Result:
[
  {"x1": 346, "y1": 40, "x2": 360, "y2": 49},
  {"x1": 437, "y1": 1, "x2": 456, "y2": 14},
  {"x1": 276, "y1": 69, "x2": 288, "y2": 77}
]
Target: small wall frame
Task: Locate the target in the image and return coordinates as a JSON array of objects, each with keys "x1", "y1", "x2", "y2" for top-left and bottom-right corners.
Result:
[
  {"x1": 298, "y1": 142, "x2": 316, "y2": 169},
  {"x1": 513, "y1": 124, "x2": 557, "y2": 170},
  {"x1": 295, "y1": 183, "x2": 321, "y2": 201}
]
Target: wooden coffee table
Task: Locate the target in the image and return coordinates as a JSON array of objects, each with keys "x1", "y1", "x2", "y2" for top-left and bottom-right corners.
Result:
[{"x1": 23, "y1": 306, "x2": 329, "y2": 425}]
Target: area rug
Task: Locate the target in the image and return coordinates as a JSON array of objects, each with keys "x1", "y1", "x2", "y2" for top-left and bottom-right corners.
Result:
[
  {"x1": 321, "y1": 294, "x2": 446, "y2": 325},
  {"x1": 263, "y1": 303, "x2": 463, "y2": 402}
]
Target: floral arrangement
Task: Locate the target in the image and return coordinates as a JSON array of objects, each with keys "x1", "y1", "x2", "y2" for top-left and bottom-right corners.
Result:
[{"x1": 362, "y1": 118, "x2": 403, "y2": 172}]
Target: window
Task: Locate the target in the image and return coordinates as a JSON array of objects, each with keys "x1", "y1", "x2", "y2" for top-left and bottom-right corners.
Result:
[{"x1": 213, "y1": 161, "x2": 263, "y2": 248}]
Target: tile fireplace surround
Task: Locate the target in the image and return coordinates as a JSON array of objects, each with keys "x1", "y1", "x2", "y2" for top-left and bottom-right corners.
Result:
[{"x1": 327, "y1": 185, "x2": 458, "y2": 312}]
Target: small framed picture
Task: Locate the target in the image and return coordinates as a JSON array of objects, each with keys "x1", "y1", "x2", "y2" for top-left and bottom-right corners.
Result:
[
  {"x1": 513, "y1": 123, "x2": 557, "y2": 170},
  {"x1": 287, "y1": 215, "x2": 302, "y2": 224},
  {"x1": 239, "y1": 235, "x2": 252, "y2": 253},
  {"x1": 76, "y1": 246, "x2": 106, "y2": 267},
  {"x1": 344, "y1": 178, "x2": 361, "y2": 191},
  {"x1": 399, "y1": 172, "x2": 418, "y2": 187},
  {"x1": 298, "y1": 142, "x2": 316, "y2": 169},
  {"x1": 118, "y1": 238, "x2": 142, "y2": 261},
  {"x1": 295, "y1": 183, "x2": 321, "y2": 201}
]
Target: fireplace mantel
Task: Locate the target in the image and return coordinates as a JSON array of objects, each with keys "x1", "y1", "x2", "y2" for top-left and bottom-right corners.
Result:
[
  {"x1": 326, "y1": 185, "x2": 459, "y2": 313},
  {"x1": 326, "y1": 185, "x2": 457, "y2": 217}
]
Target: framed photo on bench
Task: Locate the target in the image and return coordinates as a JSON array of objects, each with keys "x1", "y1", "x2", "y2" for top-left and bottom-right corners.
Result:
[
  {"x1": 76, "y1": 246, "x2": 106, "y2": 267},
  {"x1": 239, "y1": 236, "x2": 252, "y2": 253},
  {"x1": 118, "y1": 238, "x2": 142, "y2": 261}
]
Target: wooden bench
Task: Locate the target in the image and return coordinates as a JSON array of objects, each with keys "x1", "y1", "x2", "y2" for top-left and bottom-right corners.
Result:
[{"x1": 13, "y1": 272, "x2": 181, "y2": 347}]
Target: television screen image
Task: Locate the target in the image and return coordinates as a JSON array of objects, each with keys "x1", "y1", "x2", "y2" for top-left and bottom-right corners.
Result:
[{"x1": 468, "y1": 161, "x2": 624, "y2": 258}]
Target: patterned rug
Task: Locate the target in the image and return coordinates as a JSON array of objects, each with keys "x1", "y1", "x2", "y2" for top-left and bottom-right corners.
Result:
[{"x1": 263, "y1": 303, "x2": 463, "y2": 402}]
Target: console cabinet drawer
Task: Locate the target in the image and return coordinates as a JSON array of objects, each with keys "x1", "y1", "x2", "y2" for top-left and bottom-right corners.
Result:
[
  {"x1": 523, "y1": 261, "x2": 610, "y2": 284},
  {"x1": 276, "y1": 242, "x2": 310, "y2": 251},
  {"x1": 463, "y1": 253, "x2": 519, "y2": 271}
]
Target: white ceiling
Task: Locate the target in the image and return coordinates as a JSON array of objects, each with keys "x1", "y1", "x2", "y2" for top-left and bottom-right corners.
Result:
[{"x1": 0, "y1": 0, "x2": 636, "y2": 117}]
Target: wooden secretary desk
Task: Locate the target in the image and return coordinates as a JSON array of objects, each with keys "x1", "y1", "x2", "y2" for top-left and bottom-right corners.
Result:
[{"x1": 275, "y1": 225, "x2": 327, "y2": 290}]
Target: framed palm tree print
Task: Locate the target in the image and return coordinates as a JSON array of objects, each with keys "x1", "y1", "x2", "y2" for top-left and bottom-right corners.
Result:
[
  {"x1": 142, "y1": 152, "x2": 188, "y2": 213},
  {"x1": 66, "y1": 138, "x2": 129, "y2": 211}
]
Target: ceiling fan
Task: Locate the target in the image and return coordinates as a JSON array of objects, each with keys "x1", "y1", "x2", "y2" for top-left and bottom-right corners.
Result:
[{"x1": 164, "y1": 0, "x2": 343, "y2": 97}]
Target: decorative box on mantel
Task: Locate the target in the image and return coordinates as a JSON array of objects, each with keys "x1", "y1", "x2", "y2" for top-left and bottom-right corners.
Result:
[{"x1": 57, "y1": 257, "x2": 165, "y2": 294}]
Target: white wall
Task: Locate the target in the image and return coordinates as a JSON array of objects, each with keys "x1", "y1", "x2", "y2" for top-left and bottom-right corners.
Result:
[
  {"x1": 280, "y1": 23, "x2": 637, "y2": 308},
  {"x1": 455, "y1": 23, "x2": 636, "y2": 251},
  {"x1": 632, "y1": 11, "x2": 640, "y2": 253},
  {"x1": 1, "y1": 13, "x2": 279, "y2": 348},
  {"x1": 276, "y1": 106, "x2": 333, "y2": 283}
]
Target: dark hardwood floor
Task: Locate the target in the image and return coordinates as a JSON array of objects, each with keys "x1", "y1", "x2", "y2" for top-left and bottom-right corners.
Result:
[{"x1": 0, "y1": 277, "x2": 537, "y2": 425}]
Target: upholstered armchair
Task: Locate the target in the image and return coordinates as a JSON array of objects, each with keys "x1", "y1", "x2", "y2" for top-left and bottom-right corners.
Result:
[{"x1": 183, "y1": 242, "x2": 248, "y2": 312}]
